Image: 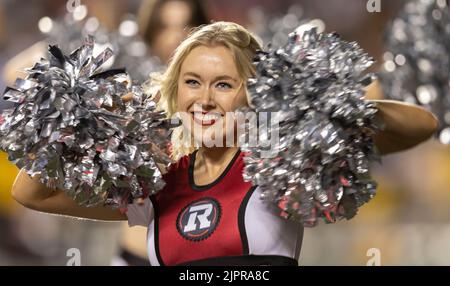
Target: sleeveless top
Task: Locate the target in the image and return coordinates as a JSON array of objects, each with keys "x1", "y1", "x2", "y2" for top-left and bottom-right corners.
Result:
[{"x1": 126, "y1": 149, "x2": 303, "y2": 266}]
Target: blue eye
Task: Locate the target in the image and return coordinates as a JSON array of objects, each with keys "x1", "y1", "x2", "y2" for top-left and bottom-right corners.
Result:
[
  {"x1": 216, "y1": 82, "x2": 232, "y2": 89},
  {"x1": 185, "y1": 79, "x2": 199, "y2": 86}
]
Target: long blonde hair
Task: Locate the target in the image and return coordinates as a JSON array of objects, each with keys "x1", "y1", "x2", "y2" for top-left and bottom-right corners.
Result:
[{"x1": 154, "y1": 21, "x2": 262, "y2": 160}]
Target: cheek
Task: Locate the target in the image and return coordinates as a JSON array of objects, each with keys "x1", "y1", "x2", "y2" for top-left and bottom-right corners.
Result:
[
  {"x1": 176, "y1": 84, "x2": 194, "y2": 112},
  {"x1": 219, "y1": 92, "x2": 248, "y2": 131}
]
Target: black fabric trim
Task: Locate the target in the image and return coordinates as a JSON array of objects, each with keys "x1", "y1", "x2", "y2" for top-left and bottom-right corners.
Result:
[
  {"x1": 175, "y1": 255, "x2": 298, "y2": 266},
  {"x1": 238, "y1": 186, "x2": 257, "y2": 255},
  {"x1": 188, "y1": 149, "x2": 241, "y2": 191},
  {"x1": 149, "y1": 195, "x2": 165, "y2": 266},
  {"x1": 119, "y1": 249, "x2": 151, "y2": 266}
]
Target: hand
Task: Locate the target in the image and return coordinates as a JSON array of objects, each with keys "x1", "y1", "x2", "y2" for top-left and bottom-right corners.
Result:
[{"x1": 101, "y1": 92, "x2": 134, "y2": 112}]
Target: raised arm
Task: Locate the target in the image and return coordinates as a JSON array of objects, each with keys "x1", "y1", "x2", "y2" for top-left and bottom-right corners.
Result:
[
  {"x1": 11, "y1": 169, "x2": 127, "y2": 221},
  {"x1": 364, "y1": 81, "x2": 439, "y2": 155}
]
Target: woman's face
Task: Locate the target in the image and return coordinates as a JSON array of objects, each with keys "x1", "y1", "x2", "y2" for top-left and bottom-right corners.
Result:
[
  {"x1": 176, "y1": 45, "x2": 248, "y2": 147},
  {"x1": 152, "y1": 0, "x2": 192, "y2": 63}
]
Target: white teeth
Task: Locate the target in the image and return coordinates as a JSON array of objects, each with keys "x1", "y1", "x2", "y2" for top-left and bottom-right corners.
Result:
[
  {"x1": 203, "y1": 114, "x2": 218, "y2": 121},
  {"x1": 192, "y1": 113, "x2": 221, "y2": 123}
]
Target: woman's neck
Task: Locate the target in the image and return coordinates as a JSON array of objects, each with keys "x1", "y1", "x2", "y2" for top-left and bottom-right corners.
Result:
[
  {"x1": 198, "y1": 146, "x2": 238, "y2": 163},
  {"x1": 193, "y1": 146, "x2": 239, "y2": 184}
]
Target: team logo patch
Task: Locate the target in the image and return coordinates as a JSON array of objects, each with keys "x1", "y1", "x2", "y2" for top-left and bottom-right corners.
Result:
[{"x1": 176, "y1": 197, "x2": 221, "y2": 241}]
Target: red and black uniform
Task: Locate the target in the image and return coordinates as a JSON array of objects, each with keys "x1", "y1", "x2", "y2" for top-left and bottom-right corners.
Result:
[{"x1": 126, "y1": 149, "x2": 303, "y2": 266}]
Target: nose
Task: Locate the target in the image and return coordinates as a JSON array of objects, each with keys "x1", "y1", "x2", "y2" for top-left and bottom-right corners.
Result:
[{"x1": 196, "y1": 85, "x2": 216, "y2": 109}]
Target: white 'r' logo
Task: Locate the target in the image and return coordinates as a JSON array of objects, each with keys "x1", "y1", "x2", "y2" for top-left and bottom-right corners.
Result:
[{"x1": 183, "y1": 203, "x2": 213, "y2": 232}]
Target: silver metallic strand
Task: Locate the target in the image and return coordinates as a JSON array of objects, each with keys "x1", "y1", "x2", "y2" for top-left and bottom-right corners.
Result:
[
  {"x1": 0, "y1": 37, "x2": 176, "y2": 209},
  {"x1": 241, "y1": 27, "x2": 381, "y2": 226}
]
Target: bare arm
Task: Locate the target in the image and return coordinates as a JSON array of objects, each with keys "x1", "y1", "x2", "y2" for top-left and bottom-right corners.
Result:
[
  {"x1": 11, "y1": 169, "x2": 127, "y2": 221},
  {"x1": 372, "y1": 99, "x2": 438, "y2": 155},
  {"x1": 363, "y1": 80, "x2": 438, "y2": 155},
  {"x1": 9, "y1": 90, "x2": 161, "y2": 221}
]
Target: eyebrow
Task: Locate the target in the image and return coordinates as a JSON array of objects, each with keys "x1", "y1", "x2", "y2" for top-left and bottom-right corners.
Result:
[{"x1": 182, "y1": 72, "x2": 238, "y2": 83}]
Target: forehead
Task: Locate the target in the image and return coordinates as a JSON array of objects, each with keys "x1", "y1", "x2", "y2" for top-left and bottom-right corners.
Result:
[{"x1": 180, "y1": 45, "x2": 239, "y2": 78}]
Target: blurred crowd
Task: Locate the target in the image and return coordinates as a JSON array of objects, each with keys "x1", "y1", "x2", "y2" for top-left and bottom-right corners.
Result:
[{"x1": 0, "y1": 0, "x2": 449, "y2": 265}]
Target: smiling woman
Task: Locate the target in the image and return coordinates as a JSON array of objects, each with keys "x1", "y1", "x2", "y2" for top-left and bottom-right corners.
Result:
[
  {"x1": 158, "y1": 22, "x2": 261, "y2": 159},
  {"x1": 10, "y1": 21, "x2": 437, "y2": 266},
  {"x1": 176, "y1": 45, "x2": 247, "y2": 146},
  {"x1": 126, "y1": 22, "x2": 304, "y2": 266}
]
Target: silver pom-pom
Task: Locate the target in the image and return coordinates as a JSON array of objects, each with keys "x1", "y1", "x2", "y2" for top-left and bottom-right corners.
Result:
[
  {"x1": 379, "y1": 0, "x2": 450, "y2": 144},
  {"x1": 241, "y1": 28, "x2": 381, "y2": 226},
  {"x1": 0, "y1": 36, "x2": 176, "y2": 208}
]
